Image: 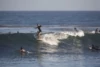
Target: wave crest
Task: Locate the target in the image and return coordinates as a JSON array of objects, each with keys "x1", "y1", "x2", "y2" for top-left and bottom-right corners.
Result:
[{"x1": 39, "y1": 30, "x2": 84, "y2": 45}]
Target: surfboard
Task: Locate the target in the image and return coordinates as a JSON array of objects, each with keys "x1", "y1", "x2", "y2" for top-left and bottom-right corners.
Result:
[{"x1": 34, "y1": 33, "x2": 42, "y2": 40}]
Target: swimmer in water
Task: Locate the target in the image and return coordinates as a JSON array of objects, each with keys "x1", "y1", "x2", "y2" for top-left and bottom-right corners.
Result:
[
  {"x1": 20, "y1": 47, "x2": 26, "y2": 53},
  {"x1": 89, "y1": 44, "x2": 100, "y2": 51}
]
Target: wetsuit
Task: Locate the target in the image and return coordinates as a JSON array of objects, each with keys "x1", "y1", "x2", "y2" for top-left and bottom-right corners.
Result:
[
  {"x1": 37, "y1": 24, "x2": 42, "y2": 37},
  {"x1": 37, "y1": 25, "x2": 42, "y2": 32},
  {"x1": 95, "y1": 28, "x2": 98, "y2": 33},
  {"x1": 74, "y1": 28, "x2": 78, "y2": 32}
]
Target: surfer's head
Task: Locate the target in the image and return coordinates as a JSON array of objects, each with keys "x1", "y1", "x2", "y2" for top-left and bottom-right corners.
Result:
[
  {"x1": 20, "y1": 47, "x2": 23, "y2": 50},
  {"x1": 20, "y1": 47, "x2": 26, "y2": 53}
]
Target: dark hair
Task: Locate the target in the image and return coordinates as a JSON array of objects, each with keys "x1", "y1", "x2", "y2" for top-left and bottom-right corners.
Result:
[{"x1": 20, "y1": 47, "x2": 23, "y2": 50}]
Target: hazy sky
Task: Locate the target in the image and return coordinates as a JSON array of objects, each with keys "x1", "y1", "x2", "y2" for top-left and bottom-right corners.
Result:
[{"x1": 0, "y1": 0, "x2": 100, "y2": 11}]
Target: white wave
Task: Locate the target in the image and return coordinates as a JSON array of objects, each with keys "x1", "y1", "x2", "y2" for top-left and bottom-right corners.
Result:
[
  {"x1": 41, "y1": 34, "x2": 60, "y2": 45},
  {"x1": 90, "y1": 31, "x2": 95, "y2": 34},
  {"x1": 89, "y1": 31, "x2": 100, "y2": 34},
  {"x1": 56, "y1": 30, "x2": 84, "y2": 38},
  {"x1": 38, "y1": 30, "x2": 84, "y2": 45}
]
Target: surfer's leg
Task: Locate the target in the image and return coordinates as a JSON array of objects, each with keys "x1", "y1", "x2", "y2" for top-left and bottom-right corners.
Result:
[
  {"x1": 36, "y1": 31, "x2": 40, "y2": 38},
  {"x1": 37, "y1": 31, "x2": 39, "y2": 36},
  {"x1": 38, "y1": 32, "x2": 41, "y2": 37}
]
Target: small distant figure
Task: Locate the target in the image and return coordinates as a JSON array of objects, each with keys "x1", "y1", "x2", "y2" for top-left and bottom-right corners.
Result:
[
  {"x1": 74, "y1": 28, "x2": 78, "y2": 32},
  {"x1": 17, "y1": 31, "x2": 19, "y2": 33},
  {"x1": 95, "y1": 28, "x2": 99, "y2": 33},
  {"x1": 20, "y1": 47, "x2": 26, "y2": 53},
  {"x1": 89, "y1": 44, "x2": 100, "y2": 51},
  {"x1": 36, "y1": 24, "x2": 42, "y2": 37}
]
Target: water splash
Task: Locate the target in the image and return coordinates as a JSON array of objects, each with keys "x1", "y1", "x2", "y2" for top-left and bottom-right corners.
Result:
[
  {"x1": 42, "y1": 34, "x2": 60, "y2": 45},
  {"x1": 40, "y1": 30, "x2": 84, "y2": 45}
]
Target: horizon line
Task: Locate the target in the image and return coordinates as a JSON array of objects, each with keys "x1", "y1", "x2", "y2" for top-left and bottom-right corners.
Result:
[{"x1": 0, "y1": 10, "x2": 100, "y2": 12}]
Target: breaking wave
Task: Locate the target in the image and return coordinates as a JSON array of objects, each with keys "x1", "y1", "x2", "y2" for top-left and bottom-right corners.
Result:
[
  {"x1": 0, "y1": 30, "x2": 84, "y2": 45},
  {"x1": 39, "y1": 30, "x2": 84, "y2": 45}
]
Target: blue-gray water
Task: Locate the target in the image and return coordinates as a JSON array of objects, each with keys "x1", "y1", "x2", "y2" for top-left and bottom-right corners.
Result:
[
  {"x1": 0, "y1": 11, "x2": 100, "y2": 26},
  {"x1": 0, "y1": 11, "x2": 100, "y2": 67}
]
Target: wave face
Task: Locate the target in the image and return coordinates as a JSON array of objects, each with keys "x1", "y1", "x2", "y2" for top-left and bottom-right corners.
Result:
[
  {"x1": 38, "y1": 30, "x2": 84, "y2": 45},
  {"x1": 0, "y1": 31, "x2": 99, "y2": 46},
  {"x1": 0, "y1": 26, "x2": 100, "y2": 51},
  {"x1": 0, "y1": 30, "x2": 84, "y2": 46},
  {"x1": 0, "y1": 31, "x2": 100, "y2": 56}
]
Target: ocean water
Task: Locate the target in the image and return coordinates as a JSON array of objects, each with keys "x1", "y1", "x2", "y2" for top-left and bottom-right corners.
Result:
[
  {"x1": 0, "y1": 11, "x2": 100, "y2": 67},
  {"x1": 0, "y1": 11, "x2": 100, "y2": 26}
]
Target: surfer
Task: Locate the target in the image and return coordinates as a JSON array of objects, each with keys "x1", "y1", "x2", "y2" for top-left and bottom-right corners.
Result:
[
  {"x1": 36, "y1": 24, "x2": 42, "y2": 37},
  {"x1": 89, "y1": 44, "x2": 100, "y2": 51},
  {"x1": 20, "y1": 47, "x2": 33, "y2": 54},
  {"x1": 74, "y1": 27, "x2": 78, "y2": 32},
  {"x1": 95, "y1": 28, "x2": 99, "y2": 33},
  {"x1": 20, "y1": 47, "x2": 26, "y2": 53}
]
